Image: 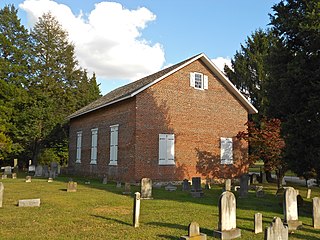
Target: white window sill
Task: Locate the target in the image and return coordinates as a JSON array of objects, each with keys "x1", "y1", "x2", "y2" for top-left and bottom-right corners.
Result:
[
  {"x1": 159, "y1": 163, "x2": 175, "y2": 166},
  {"x1": 90, "y1": 161, "x2": 97, "y2": 165},
  {"x1": 109, "y1": 162, "x2": 118, "y2": 166},
  {"x1": 75, "y1": 160, "x2": 81, "y2": 164}
]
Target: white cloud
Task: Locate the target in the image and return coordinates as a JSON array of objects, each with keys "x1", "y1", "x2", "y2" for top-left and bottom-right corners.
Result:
[
  {"x1": 19, "y1": 0, "x2": 165, "y2": 80},
  {"x1": 211, "y1": 57, "x2": 232, "y2": 73}
]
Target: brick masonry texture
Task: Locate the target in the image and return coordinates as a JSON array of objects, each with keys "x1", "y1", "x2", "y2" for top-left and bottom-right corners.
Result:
[{"x1": 68, "y1": 58, "x2": 250, "y2": 182}]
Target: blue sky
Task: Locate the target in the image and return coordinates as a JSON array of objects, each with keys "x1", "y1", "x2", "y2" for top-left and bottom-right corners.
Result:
[{"x1": 0, "y1": 0, "x2": 279, "y2": 95}]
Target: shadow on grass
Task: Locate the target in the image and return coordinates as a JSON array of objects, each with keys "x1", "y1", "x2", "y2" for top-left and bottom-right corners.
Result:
[
  {"x1": 147, "y1": 221, "x2": 212, "y2": 237},
  {"x1": 91, "y1": 214, "x2": 132, "y2": 226}
]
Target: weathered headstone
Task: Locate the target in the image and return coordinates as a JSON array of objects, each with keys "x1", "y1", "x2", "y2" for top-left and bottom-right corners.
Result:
[
  {"x1": 307, "y1": 189, "x2": 311, "y2": 199},
  {"x1": 1, "y1": 174, "x2": 7, "y2": 179},
  {"x1": 191, "y1": 177, "x2": 204, "y2": 197},
  {"x1": 234, "y1": 186, "x2": 240, "y2": 191},
  {"x1": 18, "y1": 198, "x2": 41, "y2": 207},
  {"x1": 123, "y1": 182, "x2": 131, "y2": 195},
  {"x1": 251, "y1": 174, "x2": 259, "y2": 184},
  {"x1": 182, "y1": 179, "x2": 191, "y2": 191},
  {"x1": 25, "y1": 176, "x2": 32, "y2": 182},
  {"x1": 240, "y1": 174, "x2": 249, "y2": 198},
  {"x1": 225, "y1": 179, "x2": 231, "y2": 191},
  {"x1": 256, "y1": 186, "x2": 265, "y2": 198},
  {"x1": 102, "y1": 177, "x2": 108, "y2": 184},
  {"x1": 213, "y1": 191, "x2": 241, "y2": 239},
  {"x1": 49, "y1": 170, "x2": 56, "y2": 179},
  {"x1": 34, "y1": 165, "x2": 43, "y2": 177},
  {"x1": 28, "y1": 165, "x2": 35, "y2": 173},
  {"x1": 264, "y1": 217, "x2": 288, "y2": 240},
  {"x1": 180, "y1": 222, "x2": 207, "y2": 240},
  {"x1": 260, "y1": 172, "x2": 267, "y2": 183},
  {"x1": 12, "y1": 173, "x2": 17, "y2": 179},
  {"x1": 116, "y1": 181, "x2": 122, "y2": 188},
  {"x1": 133, "y1": 192, "x2": 140, "y2": 228},
  {"x1": 50, "y1": 162, "x2": 59, "y2": 175},
  {"x1": 141, "y1": 178, "x2": 152, "y2": 199},
  {"x1": 67, "y1": 181, "x2": 77, "y2": 192},
  {"x1": 48, "y1": 178, "x2": 53, "y2": 183},
  {"x1": 0, "y1": 182, "x2": 4, "y2": 208},
  {"x1": 313, "y1": 197, "x2": 320, "y2": 229},
  {"x1": 254, "y1": 213, "x2": 263, "y2": 234},
  {"x1": 282, "y1": 177, "x2": 286, "y2": 186},
  {"x1": 43, "y1": 165, "x2": 49, "y2": 178},
  {"x1": 283, "y1": 187, "x2": 302, "y2": 231},
  {"x1": 2, "y1": 166, "x2": 12, "y2": 175},
  {"x1": 165, "y1": 183, "x2": 177, "y2": 191}
]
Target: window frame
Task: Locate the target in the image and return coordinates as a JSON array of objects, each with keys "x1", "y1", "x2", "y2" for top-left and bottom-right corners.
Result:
[
  {"x1": 220, "y1": 137, "x2": 233, "y2": 164},
  {"x1": 190, "y1": 72, "x2": 208, "y2": 90},
  {"x1": 75, "y1": 131, "x2": 82, "y2": 163},
  {"x1": 109, "y1": 124, "x2": 119, "y2": 166},
  {"x1": 90, "y1": 128, "x2": 98, "y2": 164},
  {"x1": 159, "y1": 133, "x2": 175, "y2": 165}
]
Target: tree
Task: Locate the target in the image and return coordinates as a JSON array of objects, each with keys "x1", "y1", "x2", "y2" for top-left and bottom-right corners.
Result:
[
  {"x1": 0, "y1": 5, "x2": 32, "y2": 159},
  {"x1": 225, "y1": 29, "x2": 275, "y2": 120},
  {"x1": 24, "y1": 12, "x2": 100, "y2": 164},
  {"x1": 237, "y1": 118, "x2": 286, "y2": 188},
  {"x1": 266, "y1": 0, "x2": 320, "y2": 181}
]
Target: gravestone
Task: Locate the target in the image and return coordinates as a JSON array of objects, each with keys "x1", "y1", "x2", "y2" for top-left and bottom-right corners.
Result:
[
  {"x1": 260, "y1": 172, "x2": 267, "y2": 183},
  {"x1": 251, "y1": 174, "x2": 259, "y2": 184},
  {"x1": 2, "y1": 166, "x2": 12, "y2": 175},
  {"x1": 133, "y1": 192, "x2": 140, "y2": 228},
  {"x1": 182, "y1": 179, "x2": 191, "y2": 191},
  {"x1": 240, "y1": 174, "x2": 249, "y2": 198},
  {"x1": 190, "y1": 177, "x2": 204, "y2": 197},
  {"x1": 254, "y1": 213, "x2": 263, "y2": 234},
  {"x1": 34, "y1": 165, "x2": 43, "y2": 177},
  {"x1": 256, "y1": 186, "x2": 265, "y2": 198},
  {"x1": 28, "y1": 165, "x2": 35, "y2": 173},
  {"x1": 49, "y1": 170, "x2": 56, "y2": 179},
  {"x1": 0, "y1": 182, "x2": 4, "y2": 208},
  {"x1": 141, "y1": 178, "x2": 152, "y2": 199},
  {"x1": 165, "y1": 183, "x2": 177, "y2": 191},
  {"x1": 1, "y1": 174, "x2": 7, "y2": 179},
  {"x1": 12, "y1": 173, "x2": 17, "y2": 179},
  {"x1": 180, "y1": 222, "x2": 207, "y2": 240},
  {"x1": 213, "y1": 191, "x2": 241, "y2": 239},
  {"x1": 67, "y1": 181, "x2": 77, "y2": 192},
  {"x1": 18, "y1": 198, "x2": 41, "y2": 207},
  {"x1": 307, "y1": 189, "x2": 311, "y2": 199},
  {"x1": 123, "y1": 183, "x2": 131, "y2": 195},
  {"x1": 25, "y1": 176, "x2": 32, "y2": 182},
  {"x1": 225, "y1": 179, "x2": 231, "y2": 191},
  {"x1": 50, "y1": 162, "x2": 59, "y2": 175},
  {"x1": 283, "y1": 187, "x2": 302, "y2": 231},
  {"x1": 116, "y1": 181, "x2": 122, "y2": 188},
  {"x1": 264, "y1": 217, "x2": 288, "y2": 240},
  {"x1": 43, "y1": 165, "x2": 49, "y2": 178},
  {"x1": 282, "y1": 178, "x2": 286, "y2": 186},
  {"x1": 48, "y1": 178, "x2": 53, "y2": 182},
  {"x1": 14, "y1": 158, "x2": 18, "y2": 168},
  {"x1": 313, "y1": 197, "x2": 320, "y2": 229},
  {"x1": 102, "y1": 177, "x2": 108, "y2": 184}
]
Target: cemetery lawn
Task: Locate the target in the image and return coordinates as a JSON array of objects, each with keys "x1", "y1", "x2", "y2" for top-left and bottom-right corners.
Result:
[{"x1": 0, "y1": 176, "x2": 320, "y2": 240}]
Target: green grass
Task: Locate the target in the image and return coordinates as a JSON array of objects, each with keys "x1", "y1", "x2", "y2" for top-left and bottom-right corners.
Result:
[{"x1": 0, "y1": 174, "x2": 319, "y2": 239}]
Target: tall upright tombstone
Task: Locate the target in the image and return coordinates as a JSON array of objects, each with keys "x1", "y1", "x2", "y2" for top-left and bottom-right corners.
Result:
[
  {"x1": 313, "y1": 197, "x2": 320, "y2": 229},
  {"x1": 141, "y1": 178, "x2": 152, "y2": 199},
  {"x1": 240, "y1": 174, "x2": 249, "y2": 198},
  {"x1": 190, "y1": 177, "x2": 204, "y2": 197},
  {"x1": 133, "y1": 192, "x2": 140, "y2": 228},
  {"x1": 264, "y1": 217, "x2": 288, "y2": 240},
  {"x1": 0, "y1": 182, "x2": 4, "y2": 208},
  {"x1": 182, "y1": 179, "x2": 191, "y2": 191},
  {"x1": 213, "y1": 191, "x2": 241, "y2": 239},
  {"x1": 225, "y1": 179, "x2": 231, "y2": 191},
  {"x1": 283, "y1": 187, "x2": 302, "y2": 231},
  {"x1": 254, "y1": 213, "x2": 263, "y2": 234}
]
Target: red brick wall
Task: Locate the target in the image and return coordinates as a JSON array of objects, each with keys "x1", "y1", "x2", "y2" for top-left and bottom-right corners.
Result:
[
  {"x1": 68, "y1": 98, "x2": 137, "y2": 181},
  {"x1": 69, "y1": 58, "x2": 251, "y2": 182},
  {"x1": 134, "y1": 59, "x2": 249, "y2": 181}
]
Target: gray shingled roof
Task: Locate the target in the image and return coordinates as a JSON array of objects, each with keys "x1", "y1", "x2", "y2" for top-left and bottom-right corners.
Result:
[{"x1": 68, "y1": 54, "x2": 201, "y2": 119}]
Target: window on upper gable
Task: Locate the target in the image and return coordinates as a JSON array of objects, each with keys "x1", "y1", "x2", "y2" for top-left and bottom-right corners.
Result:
[{"x1": 190, "y1": 72, "x2": 208, "y2": 90}]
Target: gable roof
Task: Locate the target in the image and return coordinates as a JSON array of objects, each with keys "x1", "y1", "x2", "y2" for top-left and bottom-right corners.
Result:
[{"x1": 69, "y1": 53, "x2": 257, "y2": 119}]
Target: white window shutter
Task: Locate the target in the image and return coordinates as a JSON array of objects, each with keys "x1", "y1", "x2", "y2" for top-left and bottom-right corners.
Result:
[
  {"x1": 110, "y1": 126, "x2": 118, "y2": 165},
  {"x1": 167, "y1": 134, "x2": 175, "y2": 164},
  {"x1": 91, "y1": 129, "x2": 98, "y2": 163},
  {"x1": 190, "y1": 72, "x2": 195, "y2": 87},
  {"x1": 159, "y1": 134, "x2": 167, "y2": 164},
  {"x1": 203, "y1": 75, "x2": 208, "y2": 89},
  {"x1": 221, "y1": 137, "x2": 233, "y2": 164},
  {"x1": 76, "y1": 132, "x2": 82, "y2": 162}
]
